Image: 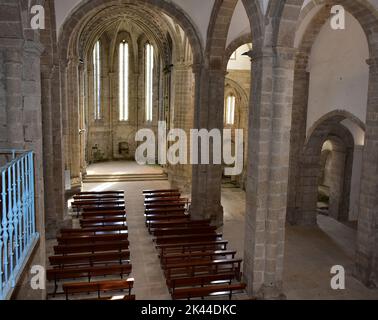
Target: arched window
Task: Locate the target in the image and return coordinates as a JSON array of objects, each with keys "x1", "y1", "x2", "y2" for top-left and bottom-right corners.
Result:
[
  {"x1": 119, "y1": 41, "x2": 129, "y2": 121},
  {"x1": 93, "y1": 41, "x2": 101, "y2": 120},
  {"x1": 225, "y1": 95, "x2": 236, "y2": 125},
  {"x1": 145, "y1": 43, "x2": 154, "y2": 122}
]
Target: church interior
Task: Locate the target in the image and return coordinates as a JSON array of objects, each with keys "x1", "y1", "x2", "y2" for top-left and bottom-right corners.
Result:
[{"x1": 1, "y1": 0, "x2": 378, "y2": 301}]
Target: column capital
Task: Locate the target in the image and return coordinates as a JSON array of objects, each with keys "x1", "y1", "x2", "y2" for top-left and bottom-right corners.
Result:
[
  {"x1": 366, "y1": 57, "x2": 378, "y2": 67},
  {"x1": 23, "y1": 40, "x2": 44, "y2": 57}
]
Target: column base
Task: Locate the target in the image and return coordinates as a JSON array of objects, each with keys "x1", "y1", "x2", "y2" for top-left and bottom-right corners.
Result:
[
  {"x1": 190, "y1": 203, "x2": 224, "y2": 227},
  {"x1": 354, "y1": 252, "x2": 378, "y2": 289},
  {"x1": 256, "y1": 284, "x2": 286, "y2": 300}
]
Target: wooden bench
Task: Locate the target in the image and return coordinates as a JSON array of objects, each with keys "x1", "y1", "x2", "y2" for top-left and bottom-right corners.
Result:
[
  {"x1": 152, "y1": 226, "x2": 217, "y2": 237},
  {"x1": 73, "y1": 195, "x2": 124, "y2": 200},
  {"x1": 171, "y1": 283, "x2": 246, "y2": 300},
  {"x1": 80, "y1": 221, "x2": 128, "y2": 229},
  {"x1": 84, "y1": 294, "x2": 136, "y2": 301},
  {"x1": 144, "y1": 197, "x2": 186, "y2": 203},
  {"x1": 60, "y1": 227, "x2": 128, "y2": 237},
  {"x1": 164, "y1": 258, "x2": 242, "y2": 280},
  {"x1": 57, "y1": 233, "x2": 128, "y2": 245},
  {"x1": 82, "y1": 211, "x2": 126, "y2": 219},
  {"x1": 161, "y1": 250, "x2": 237, "y2": 266},
  {"x1": 62, "y1": 278, "x2": 134, "y2": 300},
  {"x1": 144, "y1": 192, "x2": 181, "y2": 199},
  {"x1": 154, "y1": 233, "x2": 222, "y2": 245},
  {"x1": 72, "y1": 199, "x2": 125, "y2": 208},
  {"x1": 143, "y1": 189, "x2": 179, "y2": 194},
  {"x1": 156, "y1": 240, "x2": 228, "y2": 256},
  {"x1": 145, "y1": 207, "x2": 186, "y2": 214},
  {"x1": 148, "y1": 219, "x2": 210, "y2": 233},
  {"x1": 77, "y1": 191, "x2": 124, "y2": 195},
  {"x1": 145, "y1": 214, "x2": 189, "y2": 224},
  {"x1": 49, "y1": 251, "x2": 131, "y2": 268},
  {"x1": 54, "y1": 240, "x2": 129, "y2": 255},
  {"x1": 145, "y1": 202, "x2": 187, "y2": 209},
  {"x1": 167, "y1": 272, "x2": 236, "y2": 291},
  {"x1": 80, "y1": 217, "x2": 127, "y2": 228},
  {"x1": 47, "y1": 265, "x2": 133, "y2": 295},
  {"x1": 82, "y1": 207, "x2": 126, "y2": 213}
]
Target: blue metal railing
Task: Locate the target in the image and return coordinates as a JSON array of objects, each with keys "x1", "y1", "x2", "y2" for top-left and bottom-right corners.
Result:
[{"x1": 0, "y1": 150, "x2": 39, "y2": 300}]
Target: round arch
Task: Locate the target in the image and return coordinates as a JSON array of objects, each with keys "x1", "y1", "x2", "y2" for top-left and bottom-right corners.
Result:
[{"x1": 295, "y1": 111, "x2": 364, "y2": 225}]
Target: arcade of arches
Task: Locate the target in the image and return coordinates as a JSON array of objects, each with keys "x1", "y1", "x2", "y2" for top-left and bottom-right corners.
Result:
[{"x1": 1, "y1": 0, "x2": 378, "y2": 300}]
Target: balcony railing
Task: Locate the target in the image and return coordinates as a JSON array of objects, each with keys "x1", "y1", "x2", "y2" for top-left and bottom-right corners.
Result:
[{"x1": 0, "y1": 150, "x2": 39, "y2": 300}]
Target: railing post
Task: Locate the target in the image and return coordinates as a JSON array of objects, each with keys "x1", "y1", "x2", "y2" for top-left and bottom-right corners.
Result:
[{"x1": 1, "y1": 170, "x2": 9, "y2": 294}]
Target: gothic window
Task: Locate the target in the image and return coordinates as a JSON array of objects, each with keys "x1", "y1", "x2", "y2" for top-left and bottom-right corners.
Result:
[
  {"x1": 145, "y1": 43, "x2": 154, "y2": 122},
  {"x1": 119, "y1": 41, "x2": 129, "y2": 121},
  {"x1": 225, "y1": 95, "x2": 236, "y2": 125},
  {"x1": 93, "y1": 41, "x2": 101, "y2": 120}
]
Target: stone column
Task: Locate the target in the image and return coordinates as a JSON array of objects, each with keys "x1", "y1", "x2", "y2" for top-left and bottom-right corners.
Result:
[
  {"x1": 41, "y1": 67, "x2": 58, "y2": 238},
  {"x1": 355, "y1": 56, "x2": 378, "y2": 288},
  {"x1": 190, "y1": 66, "x2": 224, "y2": 226},
  {"x1": 66, "y1": 57, "x2": 81, "y2": 189},
  {"x1": 243, "y1": 47, "x2": 295, "y2": 299},
  {"x1": 5, "y1": 46, "x2": 24, "y2": 147},
  {"x1": 168, "y1": 62, "x2": 194, "y2": 193},
  {"x1": 287, "y1": 51, "x2": 310, "y2": 225}
]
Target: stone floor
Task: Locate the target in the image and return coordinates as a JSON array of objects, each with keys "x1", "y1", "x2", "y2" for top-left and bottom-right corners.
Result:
[
  {"x1": 51, "y1": 162, "x2": 378, "y2": 300},
  {"x1": 86, "y1": 161, "x2": 164, "y2": 175}
]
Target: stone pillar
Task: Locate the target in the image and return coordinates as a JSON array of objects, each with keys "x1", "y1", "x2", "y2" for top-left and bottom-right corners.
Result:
[
  {"x1": 41, "y1": 67, "x2": 58, "y2": 238},
  {"x1": 168, "y1": 63, "x2": 194, "y2": 193},
  {"x1": 5, "y1": 47, "x2": 24, "y2": 147},
  {"x1": 190, "y1": 66, "x2": 224, "y2": 226},
  {"x1": 328, "y1": 149, "x2": 346, "y2": 221},
  {"x1": 287, "y1": 51, "x2": 310, "y2": 225},
  {"x1": 66, "y1": 57, "x2": 81, "y2": 189},
  {"x1": 355, "y1": 57, "x2": 378, "y2": 288},
  {"x1": 243, "y1": 47, "x2": 295, "y2": 299}
]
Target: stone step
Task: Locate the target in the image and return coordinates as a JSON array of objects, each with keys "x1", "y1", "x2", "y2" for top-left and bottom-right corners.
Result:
[{"x1": 83, "y1": 173, "x2": 168, "y2": 183}]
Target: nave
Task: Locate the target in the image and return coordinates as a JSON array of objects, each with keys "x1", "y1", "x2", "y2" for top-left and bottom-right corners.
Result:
[{"x1": 45, "y1": 163, "x2": 378, "y2": 300}]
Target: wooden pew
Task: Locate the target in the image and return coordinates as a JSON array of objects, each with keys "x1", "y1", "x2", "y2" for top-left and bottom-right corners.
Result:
[
  {"x1": 167, "y1": 272, "x2": 236, "y2": 292},
  {"x1": 81, "y1": 213, "x2": 126, "y2": 220},
  {"x1": 143, "y1": 189, "x2": 179, "y2": 194},
  {"x1": 144, "y1": 197, "x2": 185, "y2": 203},
  {"x1": 145, "y1": 202, "x2": 186, "y2": 209},
  {"x1": 161, "y1": 250, "x2": 237, "y2": 266},
  {"x1": 145, "y1": 207, "x2": 186, "y2": 214},
  {"x1": 47, "y1": 265, "x2": 133, "y2": 295},
  {"x1": 156, "y1": 240, "x2": 228, "y2": 256},
  {"x1": 54, "y1": 240, "x2": 129, "y2": 255},
  {"x1": 152, "y1": 226, "x2": 217, "y2": 237},
  {"x1": 148, "y1": 219, "x2": 210, "y2": 233},
  {"x1": 144, "y1": 192, "x2": 181, "y2": 199},
  {"x1": 145, "y1": 214, "x2": 189, "y2": 225},
  {"x1": 164, "y1": 258, "x2": 243, "y2": 280},
  {"x1": 80, "y1": 217, "x2": 127, "y2": 228},
  {"x1": 82, "y1": 210, "x2": 126, "y2": 218},
  {"x1": 74, "y1": 195, "x2": 124, "y2": 200},
  {"x1": 57, "y1": 227, "x2": 128, "y2": 238},
  {"x1": 81, "y1": 221, "x2": 128, "y2": 229},
  {"x1": 49, "y1": 251, "x2": 131, "y2": 268},
  {"x1": 80, "y1": 205, "x2": 126, "y2": 212},
  {"x1": 154, "y1": 233, "x2": 222, "y2": 245},
  {"x1": 57, "y1": 233, "x2": 128, "y2": 245},
  {"x1": 171, "y1": 283, "x2": 246, "y2": 300},
  {"x1": 72, "y1": 198, "x2": 125, "y2": 204},
  {"x1": 77, "y1": 191, "x2": 124, "y2": 195},
  {"x1": 62, "y1": 278, "x2": 134, "y2": 300}
]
